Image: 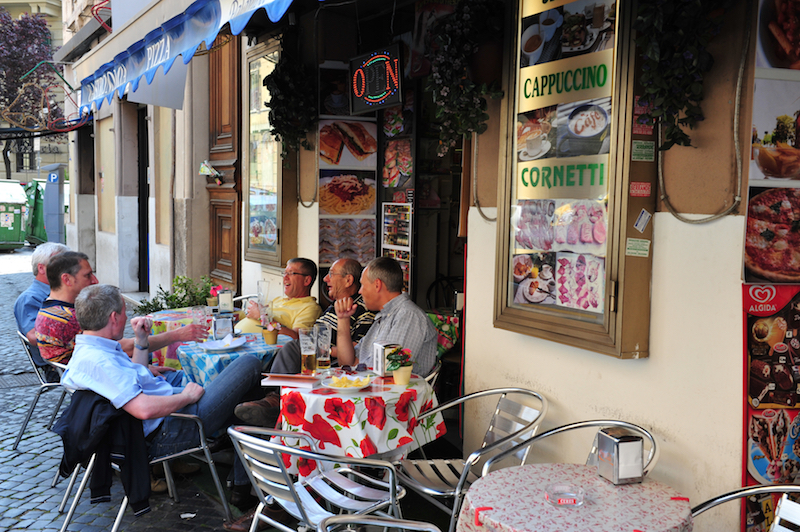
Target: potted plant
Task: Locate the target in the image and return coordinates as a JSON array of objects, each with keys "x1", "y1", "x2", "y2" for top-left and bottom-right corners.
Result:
[
  {"x1": 207, "y1": 284, "x2": 224, "y2": 307},
  {"x1": 135, "y1": 276, "x2": 219, "y2": 315},
  {"x1": 386, "y1": 347, "x2": 414, "y2": 385}
]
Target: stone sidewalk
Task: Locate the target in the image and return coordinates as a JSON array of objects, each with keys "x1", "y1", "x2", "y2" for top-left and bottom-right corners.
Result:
[{"x1": 0, "y1": 266, "x2": 234, "y2": 531}]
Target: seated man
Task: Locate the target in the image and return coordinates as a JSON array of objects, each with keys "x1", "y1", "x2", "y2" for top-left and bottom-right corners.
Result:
[
  {"x1": 234, "y1": 258, "x2": 376, "y2": 426},
  {"x1": 335, "y1": 257, "x2": 437, "y2": 377},
  {"x1": 61, "y1": 284, "x2": 263, "y2": 508},
  {"x1": 14, "y1": 242, "x2": 69, "y2": 379},
  {"x1": 235, "y1": 258, "x2": 322, "y2": 340},
  {"x1": 35, "y1": 251, "x2": 207, "y2": 366}
]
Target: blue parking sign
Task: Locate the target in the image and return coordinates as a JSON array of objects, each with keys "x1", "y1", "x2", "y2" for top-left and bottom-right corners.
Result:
[{"x1": 48, "y1": 172, "x2": 58, "y2": 183}]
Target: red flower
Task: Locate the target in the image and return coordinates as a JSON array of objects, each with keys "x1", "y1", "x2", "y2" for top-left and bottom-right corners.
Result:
[
  {"x1": 295, "y1": 446, "x2": 317, "y2": 477},
  {"x1": 365, "y1": 397, "x2": 387, "y2": 430},
  {"x1": 324, "y1": 397, "x2": 355, "y2": 427},
  {"x1": 394, "y1": 389, "x2": 417, "y2": 422},
  {"x1": 359, "y1": 435, "x2": 378, "y2": 456},
  {"x1": 312, "y1": 388, "x2": 337, "y2": 395},
  {"x1": 302, "y1": 414, "x2": 341, "y2": 449},
  {"x1": 281, "y1": 451, "x2": 292, "y2": 470},
  {"x1": 408, "y1": 416, "x2": 418, "y2": 432},
  {"x1": 421, "y1": 399, "x2": 433, "y2": 413},
  {"x1": 436, "y1": 421, "x2": 447, "y2": 438},
  {"x1": 282, "y1": 391, "x2": 307, "y2": 426},
  {"x1": 398, "y1": 436, "x2": 413, "y2": 446}
]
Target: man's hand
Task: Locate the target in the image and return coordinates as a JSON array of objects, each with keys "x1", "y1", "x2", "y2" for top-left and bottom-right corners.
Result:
[
  {"x1": 149, "y1": 365, "x2": 176, "y2": 377},
  {"x1": 334, "y1": 297, "x2": 357, "y2": 320},
  {"x1": 246, "y1": 300, "x2": 260, "y2": 321},
  {"x1": 174, "y1": 323, "x2": 209, "y2": 343},
  {"x1": 180, "y1": 382, "x2": 204, "y2": 404},
  {"x1": 131, "y1": 317, "x2": 152, "y2": 343}
]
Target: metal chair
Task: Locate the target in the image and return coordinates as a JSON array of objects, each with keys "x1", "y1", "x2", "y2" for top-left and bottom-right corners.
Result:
[
  {"x1": 394, "y1": 388, "x2": 548, "y2": 532},
  {"x1": 481, "y1": 419, "x2": 660, "y2": 477},
  {"x1": 57, "y1": 411, "x2": 233, "y2": 532},
  {"x1": 13, "y1": 330, "x2": 69, "y2": 450},
  {"x1": 318, "y1": 514, "x2": 442, "y2": 532},
  {"x1": 690, "y1": 484, "x2": 800, "y2": 518},
  {"x1": 228, "y1": 426, "x2": 406, "y2": 532}
]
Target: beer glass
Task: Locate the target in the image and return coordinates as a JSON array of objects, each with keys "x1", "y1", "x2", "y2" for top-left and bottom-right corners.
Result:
[
  {"x1": 298, "y1": 327, "x2": 316, "y2": 375},
  {"x1": 315, "y1": 323, "x2": 332, "y2": 373}
]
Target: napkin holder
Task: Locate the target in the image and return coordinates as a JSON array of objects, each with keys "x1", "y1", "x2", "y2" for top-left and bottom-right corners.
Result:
[
  {"x1": 218, "y1": 289, "x2": 234, "y2": 313},
  {"x1": 212, "y1": 314, "x2": 233, "y2": 340},
  {"x1": 596, "y1": 427, "x2": 643, "y2": 485},
  {"x1": 774, "y1": 494, "x2": 800, "y2": 532},
  {"x1": 373, "y1": 342, "x2": 400, "y2": 376}
]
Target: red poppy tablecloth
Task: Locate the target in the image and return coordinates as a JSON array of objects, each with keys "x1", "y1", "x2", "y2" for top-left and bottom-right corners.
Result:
[
  {"x1": 456, "y1": 463, "x2": 692, "y2": 532},
  {"x1": 278, "y1": 376, "x2": 445, "y2": 476}
]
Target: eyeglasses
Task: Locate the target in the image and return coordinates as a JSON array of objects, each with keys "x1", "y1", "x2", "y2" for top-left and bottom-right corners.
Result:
[
  {"x1": 283, "y1": 271, "x2": 307, "y2": 277},
  {"x1": 326, "y1": 271, "x2": 347, "y2": 277}
]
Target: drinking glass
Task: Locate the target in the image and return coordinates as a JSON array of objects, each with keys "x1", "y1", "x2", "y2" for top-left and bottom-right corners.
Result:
[
  {"x1": 257, "y1": 280, "x2": 272, "y2": 323},
  {"x1": 191, "y1": 306, "x2": 206, "y2": 326},
  {"x1": 315, "y1": 323, "x2": 332, "y2": 373},
  {"x1": 298, "y1": 327, "x2": 317, "y2": 375}
]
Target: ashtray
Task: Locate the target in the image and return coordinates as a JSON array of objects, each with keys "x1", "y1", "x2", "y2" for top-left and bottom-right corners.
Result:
[{"x1": 544, "y1": 483, "x2": 585, "y2": 507}]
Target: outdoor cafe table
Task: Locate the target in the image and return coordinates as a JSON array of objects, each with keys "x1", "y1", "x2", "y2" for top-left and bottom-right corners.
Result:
[
  {"x1": 456, "y1": 463, "x2": 692, "y2": 532},
  {"x1": 147, "y1": 307, "x2": 244, "y2": 369},
  {"x1": 176, "y1": 333, "x2": 290, "y2": 386},
  {"x1": 276, "y1": 375, "x2": 446, "y2": 476}
]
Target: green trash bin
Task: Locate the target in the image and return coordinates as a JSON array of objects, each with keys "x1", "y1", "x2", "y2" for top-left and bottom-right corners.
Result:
[
  {"x1": 24, "y1": 181, "x2": 47, "y2": 245},
  {"x1": 0, "y1": 180, "x2": 28, "y2": 251}
]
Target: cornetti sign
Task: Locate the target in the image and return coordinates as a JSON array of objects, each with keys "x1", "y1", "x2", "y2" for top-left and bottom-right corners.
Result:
[{"x1": 349, "y1": 44, "x2": 402, "y2": 115}]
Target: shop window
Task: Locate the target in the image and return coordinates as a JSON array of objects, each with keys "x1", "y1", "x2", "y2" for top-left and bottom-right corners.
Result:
[
  {"x1": 243, "y1": 39, "x2": 286, "y2": 266},
  {"x1": 494, "y1": 0, "x2": 655, "y2": 358}
]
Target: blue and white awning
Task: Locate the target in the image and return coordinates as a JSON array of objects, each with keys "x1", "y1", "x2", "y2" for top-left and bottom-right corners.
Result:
[{"x1": 79, "y1": 0, "x2": 299, "y2": 114}]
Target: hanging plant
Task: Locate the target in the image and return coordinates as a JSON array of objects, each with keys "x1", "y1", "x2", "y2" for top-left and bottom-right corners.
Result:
[
  {"x1": 427, "y1": 0, "x2": 505, "y2": 157},
  {"x1": 633, "y1": 0, "x2": 737, "y2": 150},
  {"x1": 263, "y1": 54, "x2": 318, "y2": 160}
]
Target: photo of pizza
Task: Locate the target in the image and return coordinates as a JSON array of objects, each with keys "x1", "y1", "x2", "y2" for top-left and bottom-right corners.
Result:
[{"x1": 745, "y1": 187, "x2": 800, "y2": 282}]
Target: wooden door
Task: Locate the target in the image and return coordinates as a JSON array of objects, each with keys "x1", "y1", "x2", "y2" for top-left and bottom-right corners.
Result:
[{"x1": 207, "y1": 35, "x2": 242, "y2": 290}]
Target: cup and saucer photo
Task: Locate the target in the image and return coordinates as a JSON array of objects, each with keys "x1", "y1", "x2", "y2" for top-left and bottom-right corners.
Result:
[{"x1": 518, "y1": 138, "x2": 552, "y2": 161}]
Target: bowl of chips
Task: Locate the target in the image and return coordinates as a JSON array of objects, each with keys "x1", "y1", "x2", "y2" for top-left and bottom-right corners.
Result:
[{"x1": 321, "y1": 375, "x2": 372, "y2": 392}]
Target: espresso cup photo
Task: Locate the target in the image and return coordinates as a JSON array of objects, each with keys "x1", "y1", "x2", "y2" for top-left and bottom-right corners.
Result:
[{"x1": 521, "y1": 24, "x2": 544, "y2": 65}]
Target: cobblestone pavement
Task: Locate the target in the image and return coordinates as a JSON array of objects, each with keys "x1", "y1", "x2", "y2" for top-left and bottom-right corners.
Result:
[{"x1": 0, "y1": 249, "x2": 234, "y2": 531}]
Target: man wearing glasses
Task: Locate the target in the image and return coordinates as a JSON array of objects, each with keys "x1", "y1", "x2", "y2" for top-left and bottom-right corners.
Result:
[{"x1": 235, "y1": 258, "x2": 322, "y2": 340}]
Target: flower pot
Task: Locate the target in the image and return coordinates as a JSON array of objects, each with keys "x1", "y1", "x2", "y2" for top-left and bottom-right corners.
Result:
[
  {"x1": 262, "y1": 328, "x2": 279, "y2": 345},
  {"x1": 393, "y1": 366, "x2": 413, "y2": 386},
  {"x1": 207, "y1": 297, "x2": 218, "y2": 307}
]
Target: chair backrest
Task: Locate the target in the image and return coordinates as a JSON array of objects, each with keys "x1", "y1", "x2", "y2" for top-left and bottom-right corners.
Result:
[
  {"x1": 228, "y1": 426, "x2": 315, "y2": 525},
  {"x1": 479, "y1": 389, "x2": 549, "y2": 464},
  {"x1": 318, "y1": 515, "x2": 442, "y2": 532},
  {"x1": 481, "y1": 419, "x2": 659, "y2": 477},
  {"x1": 17, "y1": 330, "x2": 48, "y2": 385},
  {"x1": 691, "y1": 485, "x2": 800, "y2": 518}
]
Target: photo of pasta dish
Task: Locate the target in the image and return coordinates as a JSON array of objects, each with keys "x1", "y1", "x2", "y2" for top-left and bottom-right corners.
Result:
[{"x1": 319, "y1": 174, "x2": 376, "y2": 215}]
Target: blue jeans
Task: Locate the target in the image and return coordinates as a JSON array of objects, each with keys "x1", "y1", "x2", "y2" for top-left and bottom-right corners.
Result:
[{"x1": 148, "y1": 354, "x2": 262, "y2": 485}]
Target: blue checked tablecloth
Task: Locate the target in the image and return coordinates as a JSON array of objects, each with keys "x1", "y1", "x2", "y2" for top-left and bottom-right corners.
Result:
[{"x1": 177, "y1": 333, "x2": 290, "y2": 386}]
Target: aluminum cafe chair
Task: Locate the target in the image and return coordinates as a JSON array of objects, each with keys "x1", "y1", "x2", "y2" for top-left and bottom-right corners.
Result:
[
  {"x1": 690, "y1": 484, "x2": 800, "y2": 519},
  {"x1": 318, "y1": 514, "x2": 442, "y2": 532},
  {"x1": 481, "y1": 419, "x2": 660, "y2": 478},
  {"x1": 394, "y1": 387, "x2": 548, "y2": 532},
  {"x1": 57, "y1": 411, "x2": 232, "y2": 532},
  {"x1": 13, "y1": 330, "x2": 69, "y2": 450},
  {"x1": 228, "y1": 426, "x2": 406, "y2": 532}
]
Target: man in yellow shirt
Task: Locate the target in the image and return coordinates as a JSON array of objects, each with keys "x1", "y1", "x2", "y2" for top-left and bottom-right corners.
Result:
[{"x1": 236, "y1": 258, "x2": 322, "y2": 340}]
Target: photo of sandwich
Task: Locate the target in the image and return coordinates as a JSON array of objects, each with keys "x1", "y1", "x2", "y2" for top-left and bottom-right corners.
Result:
[
  {"x1": 318, "y1": 119, "x2": 378, "y2": 169},
  {"x1": 320, "y1": 125, "x2": 344, "y2": 165}
]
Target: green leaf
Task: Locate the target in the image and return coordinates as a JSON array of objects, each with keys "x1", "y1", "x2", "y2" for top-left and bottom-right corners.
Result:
[{"x1": 387, "y1": 428, "x2": 398, "y2": 440}]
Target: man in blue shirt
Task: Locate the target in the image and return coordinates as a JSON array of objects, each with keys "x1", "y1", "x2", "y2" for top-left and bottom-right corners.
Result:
[
  {"x1": 14, "y1": 242, "x2": 69, "y2": 380},
  {"x1": 62, "y1": 284, "x2": 263, "y2": 510}
]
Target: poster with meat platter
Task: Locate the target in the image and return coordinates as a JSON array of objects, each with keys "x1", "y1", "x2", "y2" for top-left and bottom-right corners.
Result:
[
  {"x1": 319, "y1": 119, "x2": 378, "y2": 169},
  {"x1": 512, "y1": 252, "x2": 604, "y2": 313},
  {"x1": 513, "y1": 197, "x2": 607, "y2": 256},
  {"x1": 743, "y1": 284, "x2": 800, "y2": 532}
]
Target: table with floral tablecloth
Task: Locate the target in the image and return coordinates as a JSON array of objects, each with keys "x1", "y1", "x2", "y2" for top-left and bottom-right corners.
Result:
[
  {"x1": 278, "y1": 375, "x2": 445, "y2": 476},
  {"x1": 148, "y1": 307, "x2": 243, "y2": 369},
  {"x1": 456, "y1": 463, "x2": 692, "y2": 532},
  {"x1": 177, "y1": 333, "x2": 289, "y2": 386}
]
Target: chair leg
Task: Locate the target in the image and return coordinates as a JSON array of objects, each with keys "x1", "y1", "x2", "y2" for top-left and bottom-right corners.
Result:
[
  {"x1": 202, "y1": 443, "x2": 233, "y2": 522},
  {"x1": 51, "y1": 464, "x2": 62, "y2": 488},
  {"x1": 111, "y1": 496, "x2": 128, "y2": 532},
  {"x1": 46, "y1": 389, "x2": 68, "y2": 430},
  {"x1": 163, "y1": 461, "x2": 178, "y2": 502},
  {"x1": 59, "y1": 454, "x2": 96, "y2": 532},
  {"x1": 12, "y1": 387, "x2": 45, "y2": 450},
  {"x1": 58, "y1": 463, "x2": 83, "y2": 512}
]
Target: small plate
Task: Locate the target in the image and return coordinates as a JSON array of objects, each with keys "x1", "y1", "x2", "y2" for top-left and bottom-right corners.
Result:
[
  {"x1": 200, "y1": 337, "x2": 246, "y2": 352},
  {"x1": 519, "y1": 140, "x2": 552, "y2": 161},
  {"x1": 321, "y1": 376, "x2": 371, "y2": 392}
]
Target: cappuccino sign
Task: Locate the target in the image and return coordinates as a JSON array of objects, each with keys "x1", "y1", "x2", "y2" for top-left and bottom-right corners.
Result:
[{"x1": 349, "y1": 44, "x2": 402, "y2": 115}]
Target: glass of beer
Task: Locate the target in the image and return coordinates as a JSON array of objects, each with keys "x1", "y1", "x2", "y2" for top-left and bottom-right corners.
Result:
[
  {"x1": 298, "y1": 327, "x2": 316, "y2": 375},
  {"x1": 315, "y1": 323, "x2": 332, "y2": 374}
]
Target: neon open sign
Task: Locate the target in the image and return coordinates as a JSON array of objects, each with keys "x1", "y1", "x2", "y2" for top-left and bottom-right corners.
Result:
[{"x1": 349, "y1": 43, "x2": 403, "y2": 115}]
